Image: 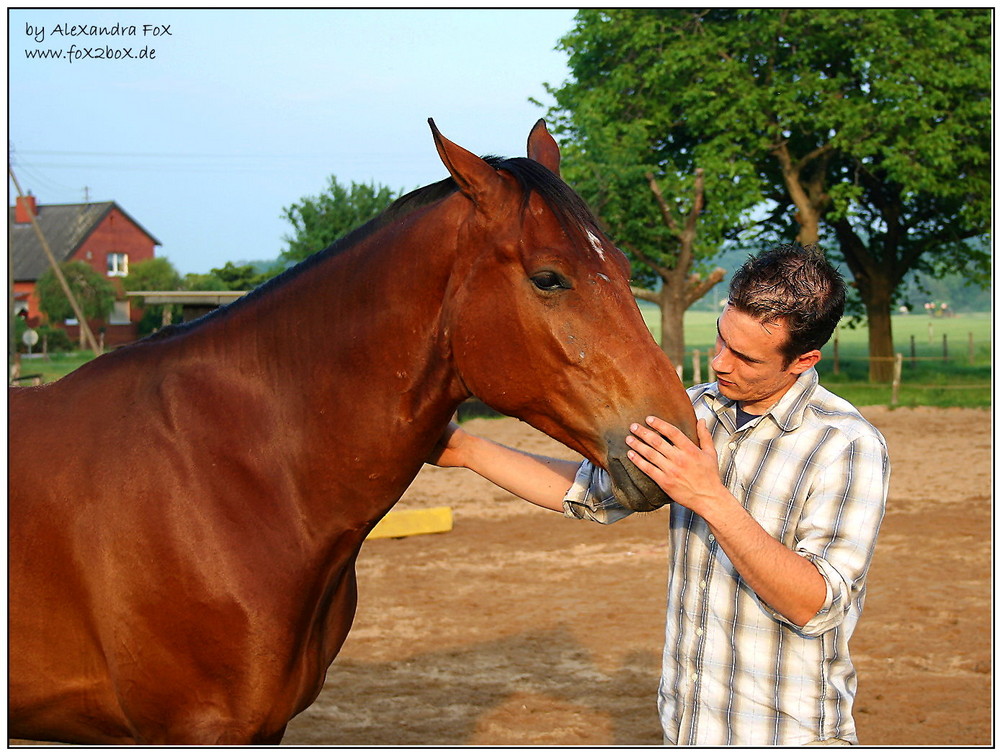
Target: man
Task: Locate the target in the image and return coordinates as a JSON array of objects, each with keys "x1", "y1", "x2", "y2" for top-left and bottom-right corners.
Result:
[{"x1": 430, "y1": 243, "x2": 889, "y2": 745}]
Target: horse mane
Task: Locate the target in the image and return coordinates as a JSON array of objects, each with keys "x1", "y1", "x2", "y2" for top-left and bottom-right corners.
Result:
[{"x1": 140, "y1": 155, "x2": 602, "y2": 344}]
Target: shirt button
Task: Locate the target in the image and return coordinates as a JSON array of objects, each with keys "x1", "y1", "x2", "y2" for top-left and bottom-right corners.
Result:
[
  {"x1": 691, "y1": 673, "x2": 699, "y2": 682},
  {"x1": 695, "y1": 628, "x2": 704, "y2": 637},
  {"x1": 708, "y1": 534, "x2": 716, "y2": 543},
  {"x1": 728, "y1": 442, "x2": 738, "y2": 450},
  {"x1": 699, "y1": 580, "x2": 707, "y2": 589}
]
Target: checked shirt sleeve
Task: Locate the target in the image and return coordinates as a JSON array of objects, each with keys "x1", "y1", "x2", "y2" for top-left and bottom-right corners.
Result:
[
  {"x1": 562, "y1": 460, "x2": 634, "y2": 525},
  {"x1": 774, "y1": 429, "x2": 890, "y2": 635}
]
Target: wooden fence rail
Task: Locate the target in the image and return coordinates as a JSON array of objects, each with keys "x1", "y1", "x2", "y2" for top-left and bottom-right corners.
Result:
[{"x1": 680, "y1": 349, "x2": 989, "y2": 408}]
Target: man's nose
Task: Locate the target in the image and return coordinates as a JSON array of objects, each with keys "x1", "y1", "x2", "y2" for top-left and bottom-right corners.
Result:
[{"x1": 712, "y1": 346, "x2": 732, "y2": 374}]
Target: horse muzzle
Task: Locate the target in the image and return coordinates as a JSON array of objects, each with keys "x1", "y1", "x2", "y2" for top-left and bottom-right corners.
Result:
[{"x1": 603, "y1": 435, "x2": 671, "y2": 513}]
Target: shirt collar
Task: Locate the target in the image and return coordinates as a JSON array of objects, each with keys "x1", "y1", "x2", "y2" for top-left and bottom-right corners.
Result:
[{"x1": 704, "y1": 368, "x2": 820, "y2": 433}]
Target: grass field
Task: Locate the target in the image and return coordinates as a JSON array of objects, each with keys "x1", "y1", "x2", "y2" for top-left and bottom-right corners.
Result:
[
  {"x1": 642, "y1": 306, "x2": 992, "y2": 409},
  {"x1": 11, "y1": 309, "x2": 992, "y2": 409}
]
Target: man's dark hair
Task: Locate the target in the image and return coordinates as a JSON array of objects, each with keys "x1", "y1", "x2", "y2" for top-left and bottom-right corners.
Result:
[{"x1": 727, "y1": 243, "x2": 845, "y2": 365}]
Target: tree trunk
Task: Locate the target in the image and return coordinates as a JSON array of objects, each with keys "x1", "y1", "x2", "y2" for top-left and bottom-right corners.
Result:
[
  {"x1": 833, "y1": 218, "x2": 897, "y2": 383},
  {"x1": 658, "y1": 289, "x2": 687, "y2": 370},
  {"x1": 862, "y1": 282, "x2": 896, "y2": 383}
]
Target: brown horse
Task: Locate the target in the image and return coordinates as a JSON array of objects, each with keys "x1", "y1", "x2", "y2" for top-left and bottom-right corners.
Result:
[{"x1": 8, "y1": 120, "x2": 695, "y2": 744}]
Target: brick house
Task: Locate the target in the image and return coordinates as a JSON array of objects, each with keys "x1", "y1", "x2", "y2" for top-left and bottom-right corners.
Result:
[{"x1": 11, "y1": 194, "x2": 161, "y2": 347}]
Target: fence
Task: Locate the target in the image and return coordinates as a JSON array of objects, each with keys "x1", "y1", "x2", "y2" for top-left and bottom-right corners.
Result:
[{"x1": 680, "y1": 328, "x2": 990, "y2": 408}]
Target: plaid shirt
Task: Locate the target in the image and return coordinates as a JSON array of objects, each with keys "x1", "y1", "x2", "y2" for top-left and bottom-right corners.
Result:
[{"x1": 563, "y1": 369, "x2": 889, "y2": 745}]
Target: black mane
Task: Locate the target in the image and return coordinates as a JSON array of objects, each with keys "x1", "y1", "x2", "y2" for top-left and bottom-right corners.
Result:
[{"x1": 142, "y1": 154, "x2": 602, "y2": 343}]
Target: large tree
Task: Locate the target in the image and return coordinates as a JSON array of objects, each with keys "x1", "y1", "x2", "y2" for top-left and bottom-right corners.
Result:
[
  {"x1": 548, "y1": 9, "x2": 991, "y2": 380},
  {"x1": 544, "y1": 36, "x2": 750, "y2": 367},
  {"x1": 280, "y1": 175, "x2": 400, "y2": 266}
]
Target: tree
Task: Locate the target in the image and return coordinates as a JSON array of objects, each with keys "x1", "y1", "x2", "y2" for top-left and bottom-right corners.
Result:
[
  {"x1": 280, "y1": 175, "x2": 400, "y2": 265},
  {"x1": 36, "y1": 261, "x2": 116, "y2": 347},
  {"x1": 626, "y1": 170, "x2": 727, "y2": 368},
  {"x1": 182, "y1": 272, "x2": 227, "y2": 291},
  {"x1": 547, "y1": 9, "x2": 991, "y2": 381},
  {"x1": 209, "y1": 261, "x2": 272, "y2": 291},
  {"x1": 543, "y1": 23, "x2": 745, "y2": 366}
]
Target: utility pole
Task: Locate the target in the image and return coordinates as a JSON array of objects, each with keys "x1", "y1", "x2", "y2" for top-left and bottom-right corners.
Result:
[
  {"x1": 9, "y1": 166, "x2": 102, "y2": 354},
  {"x1": 9, "y1": 205, "x2": 16, "y2": 383}
]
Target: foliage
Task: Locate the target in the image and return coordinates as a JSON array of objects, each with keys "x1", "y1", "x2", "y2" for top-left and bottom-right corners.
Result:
[
  {"x1": 545, "y1": 9, "x2": 992, "y2": 381},
  {"x1": 14, "y1": 317, "x2": 74, "y2": 354},
  {"x1": 280, "y1": 175, "x2": 401, "y2": 266},
  {"x1": 207, "y1": 261, "x2": 273, "y2": 291},
  {"x1": 123, "y1": 257, "x2": 183, "y2": 296},
  {"x1": 541, "y1": 12, "x2": 750, "y2": 362},
  {"x1": 182, "y1": 272, "x2": 228, "y2": 291},
  {"x1": 36, "y1": 260, "x2": 116, "y2": 324}
]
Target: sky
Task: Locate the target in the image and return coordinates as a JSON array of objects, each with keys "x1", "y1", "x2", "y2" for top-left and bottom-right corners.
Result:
[{"x1": 8, "y1": 7, "x2": 579, "y2": 275}]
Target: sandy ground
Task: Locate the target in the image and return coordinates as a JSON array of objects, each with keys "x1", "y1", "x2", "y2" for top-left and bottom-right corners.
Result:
[{"x1": 282, "y1": 406, "x2": 993, "y2": 747}]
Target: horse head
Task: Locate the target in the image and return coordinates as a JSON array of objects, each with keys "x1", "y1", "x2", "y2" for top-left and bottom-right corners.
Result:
[{"x1": 430, "y1": 119, "x2": 697, "y2": 513}]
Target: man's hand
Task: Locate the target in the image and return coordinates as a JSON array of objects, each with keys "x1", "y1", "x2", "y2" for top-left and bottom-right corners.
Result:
[
  {"x1": 625, "y1": 416, "x2": 727, "y2": 515},
  {"x1": 627, "y1": 415, "x2": 827, "y2": 626}
]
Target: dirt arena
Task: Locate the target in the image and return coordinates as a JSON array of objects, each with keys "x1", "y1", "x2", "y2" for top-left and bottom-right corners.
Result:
[{"x1": 282, "y1": 406, "x2": 992, "y2": 746}]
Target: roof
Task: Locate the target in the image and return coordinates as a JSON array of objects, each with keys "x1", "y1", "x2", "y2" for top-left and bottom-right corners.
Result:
[
  {"x1": 125, "y1": 291, "x2": 247, "y2": 305},
  {"x1": 9, "y1": 201, "x2": 161, "y2": 282}
]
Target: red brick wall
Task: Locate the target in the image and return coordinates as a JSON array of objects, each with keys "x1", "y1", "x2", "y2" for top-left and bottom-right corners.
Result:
[{"x1": 70, "y1": 207, "x2": 157, "y2": 314}]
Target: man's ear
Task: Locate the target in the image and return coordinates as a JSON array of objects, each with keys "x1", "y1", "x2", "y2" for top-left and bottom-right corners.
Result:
[{"x1": 790, "y1": 349, "x2": 822, "y2": 375}]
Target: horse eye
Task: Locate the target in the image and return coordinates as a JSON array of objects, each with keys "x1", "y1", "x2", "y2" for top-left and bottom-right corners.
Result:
[{"x1": 531, "y1": 270, "x2": 570, "y2": 292}]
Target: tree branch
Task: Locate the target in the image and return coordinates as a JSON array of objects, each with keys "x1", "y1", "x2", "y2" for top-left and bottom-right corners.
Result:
[
  {"x1": 631, "y1": 285, "x2": 661, "y2": 304},
  {"x1": 621, "y1": 240, "x2": 672, "y2": 279},
  {"x1": 684, "y1": 266, "x2": 726, "y2": 307},
  {"x1": 645, "y1": 172, "x2": 679, "y2": 234}
]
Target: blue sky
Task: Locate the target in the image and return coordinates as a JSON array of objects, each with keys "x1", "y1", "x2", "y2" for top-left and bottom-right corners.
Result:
[{"x1": 9, "y1": 8, "x2": 578, "y2": 274}]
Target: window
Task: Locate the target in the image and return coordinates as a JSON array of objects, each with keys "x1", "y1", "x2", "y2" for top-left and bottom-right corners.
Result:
[{"x1": 107, "y1": 252, "x2": 129, "y2": 277}]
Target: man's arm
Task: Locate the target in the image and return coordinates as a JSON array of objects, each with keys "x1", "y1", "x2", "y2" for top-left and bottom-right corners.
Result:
[
  {"x1": 626, "y1": 417, "x2": 827, "y2": 627},
  {"x1": 428, "y1": 423, "x2": 580, "y2": 513}
]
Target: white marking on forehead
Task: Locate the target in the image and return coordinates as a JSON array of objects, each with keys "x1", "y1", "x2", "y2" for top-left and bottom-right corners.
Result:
[{"x1": 586, "y1": 229, "x2": 606, "y2": 261}]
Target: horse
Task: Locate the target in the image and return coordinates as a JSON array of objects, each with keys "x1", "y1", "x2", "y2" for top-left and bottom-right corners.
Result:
[{"x1": 8, "y1": 119, "x2": 696, "y2": 745}]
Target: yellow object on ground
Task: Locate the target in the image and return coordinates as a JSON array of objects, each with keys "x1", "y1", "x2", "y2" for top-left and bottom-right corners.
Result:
[{"x1": 366, "y1": 506, "x2": 453, "y2": 540}]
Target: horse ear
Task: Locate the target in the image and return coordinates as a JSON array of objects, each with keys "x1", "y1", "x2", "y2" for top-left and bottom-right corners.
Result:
[
  {"x1": 526, "y1": 119, "x2": 560, "y2": 176},
  {"x1": 428, "y1": 118, "x2": 501, "y2": 207}
]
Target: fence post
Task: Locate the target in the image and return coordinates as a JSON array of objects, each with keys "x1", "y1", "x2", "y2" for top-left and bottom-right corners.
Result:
[
  {"x1": 910, "y1": 334, "x2": 916, "y2": 364},
  {"x1": 707, "y1": 357, "x2": 715, "y2": 382},
  {"x1": 833, "y1": 329, "x2": 840, "y2": 375},
  {"x1": 891, "y1": 353, "x2": 903, "y2": 406},
  {"x1": 692, "y1": 349, "x2": 701, "y2": 384},
  {"x1": 676, "y1": 363, "x2": 683, "y2": 383},
  {"x1": 969, "y1": 332, "x2": 975, "y2": 365},
  {"x1": 942, "y1": 333, "x2": 948, "y2": 362}
]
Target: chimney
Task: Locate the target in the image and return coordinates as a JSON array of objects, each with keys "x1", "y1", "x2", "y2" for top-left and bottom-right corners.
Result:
[{"x1": 15, "y1": 194, "x2": 38, "y2": 224}]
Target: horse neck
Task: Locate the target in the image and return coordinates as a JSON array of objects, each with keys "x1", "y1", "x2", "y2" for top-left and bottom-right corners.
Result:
[{"x1": 199, "y1": 206, "x2": 469, "y2": 494}]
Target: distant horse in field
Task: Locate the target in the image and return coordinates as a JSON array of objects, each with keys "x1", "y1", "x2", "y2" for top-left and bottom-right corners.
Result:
[{"x1": 8, "y1": 119, "x2": 695, "y2": 744}]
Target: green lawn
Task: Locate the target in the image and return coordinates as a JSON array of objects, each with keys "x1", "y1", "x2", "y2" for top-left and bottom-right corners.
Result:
[
  {"x1": 13, "y1": 351, "x2": 98, "y2": 384},
  {"x1": 642, "y1": 305, "x2": 992, "y2": 408}
]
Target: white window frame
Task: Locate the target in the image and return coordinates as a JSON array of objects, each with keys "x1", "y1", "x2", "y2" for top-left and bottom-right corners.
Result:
[{"x1": 107, "y1": 252, "x2": 129, "y2": 277}]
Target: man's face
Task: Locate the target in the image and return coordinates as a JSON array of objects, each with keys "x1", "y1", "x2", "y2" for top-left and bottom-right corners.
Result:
[{"x1": 711, "y1": 304, "x2": 819, "y2": 413}]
